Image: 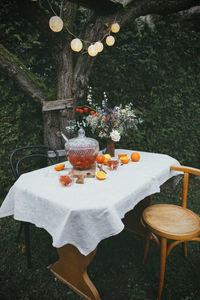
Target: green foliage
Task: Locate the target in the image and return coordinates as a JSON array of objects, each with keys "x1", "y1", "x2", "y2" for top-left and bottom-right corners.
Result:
[
  {"x1": 90, "y1": 14, "x2": 200, "y2": 166},
  {"x1": 0, "y1": 9, "x2": 200, "y2": 198},
  {"x1": 0, "y1": 76, "x2": 43, "y2": 198},
  {"x1": 0, "y1": 0, "x2": 57, "y2": 100}
]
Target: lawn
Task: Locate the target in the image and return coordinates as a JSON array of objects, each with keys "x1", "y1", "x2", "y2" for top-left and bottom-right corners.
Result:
[{"x1": 0, "y1": 177, "x2": 200, "y2": 300}]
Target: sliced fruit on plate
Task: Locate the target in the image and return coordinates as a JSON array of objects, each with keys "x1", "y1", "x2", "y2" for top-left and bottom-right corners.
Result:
[{"x1": 96, "y1": 171, "x2": 107, "y2": 180}]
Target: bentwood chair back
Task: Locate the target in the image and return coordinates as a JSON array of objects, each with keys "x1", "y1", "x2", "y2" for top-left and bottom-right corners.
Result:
[
  {"x1": 142, "y1": 165, "x2": 200, "y2": 300},
  {"x1": 10, "y1": 145, "x2": 59, "y2": 267}
]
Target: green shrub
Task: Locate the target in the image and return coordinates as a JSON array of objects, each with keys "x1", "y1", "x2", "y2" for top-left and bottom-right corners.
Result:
[{"x1": 1, "y1": 14, "x2": 200, "y2": 200}]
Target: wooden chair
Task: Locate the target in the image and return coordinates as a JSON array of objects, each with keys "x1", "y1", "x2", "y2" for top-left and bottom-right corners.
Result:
[
  {"x1": 142, "y1": 165, "x2": 200, "y2": 300},
  {"x1": 10, "y1": 145, "x2": 59, "y2": 268}
]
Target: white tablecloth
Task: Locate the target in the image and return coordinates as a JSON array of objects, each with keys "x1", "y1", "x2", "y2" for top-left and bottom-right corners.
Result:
[{"x1": 0, "y1": 149, "x2": 180, "y2": 255}]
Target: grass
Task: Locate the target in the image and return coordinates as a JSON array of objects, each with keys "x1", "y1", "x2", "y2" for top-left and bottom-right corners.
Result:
[{"x1": 0, "y1": 177, "x2": 200, "y2": 300}]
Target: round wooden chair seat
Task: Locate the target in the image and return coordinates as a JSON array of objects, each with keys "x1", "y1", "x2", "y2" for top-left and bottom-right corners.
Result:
[{"x1": 143, "y1": 204, "x2": 200, "y2": 240}]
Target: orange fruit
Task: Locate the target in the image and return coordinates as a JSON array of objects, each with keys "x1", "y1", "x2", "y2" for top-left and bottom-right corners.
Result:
[
  {"x1": 120, "y1": 156, "x2": 130, "y2": 164},
  {"x1": 54, "y1": 163, "x2": 65, "y2": 171},
  {"x1": 131, "y1": 152, "x2": 140, "y2": 162},
  {"x1": 96, "y1": 171, "x2": 107, "y2": 180},
  {"x1": 96, "y1": 155, "x2": 105, "y2": 164},
  {"x1": 104, "y1": 154, "x2": 111, "y2": 160},
  {"x1": 103, "y1": 158, "x2": 109, "y2": 165},
  {"x1": 118, "y1": 154, "x2": 127, "y2": 159}
]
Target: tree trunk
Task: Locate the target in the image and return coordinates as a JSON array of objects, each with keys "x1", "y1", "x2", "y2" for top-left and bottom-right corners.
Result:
[{"x1": 42, "y1": 43, "x2": 94, "y2": 151}]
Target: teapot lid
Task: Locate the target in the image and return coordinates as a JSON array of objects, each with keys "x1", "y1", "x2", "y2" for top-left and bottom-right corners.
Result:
[{"x1": 68, "y1": 127, "x2": 99, "y2": 149}]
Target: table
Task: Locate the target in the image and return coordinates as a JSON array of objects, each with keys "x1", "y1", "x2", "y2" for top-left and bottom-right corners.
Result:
[{"x1": 0, "y1": 149, "x2": 180, "y2": 300}]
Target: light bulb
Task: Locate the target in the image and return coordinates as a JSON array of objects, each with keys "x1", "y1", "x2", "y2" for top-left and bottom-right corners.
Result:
[
  {"x1": 106, "y1": 35, "x2": 115, "y2": 46},
  {"x1": 111, "y1": 23, "x2": 120, "y2": 33},
  {"x1": 88, "y1": 44, "x2": 98, "y2": 56},
  {"x1": 71, "y1": 38, "x2": 83, "y2": 52},
  {"x1": 49, "y1": 16, "x2": 63, "y2": 32},
  {"x1": 94, "y1": 41, "x2": 104, "y2": 53}
]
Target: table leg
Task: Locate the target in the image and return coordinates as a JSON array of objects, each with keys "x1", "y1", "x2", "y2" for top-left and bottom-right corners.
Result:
[
  {"x1": 122, "y1": 196, "x2": 152, "y2": 237},
  {"x1": 48, "y1": 244, "x2": 100, "y2": 300}
]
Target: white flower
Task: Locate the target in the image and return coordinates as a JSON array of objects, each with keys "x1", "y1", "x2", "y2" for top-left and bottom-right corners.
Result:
[
  {"x1": 110, "y1": 129, "x2": 121, "y2": 142},
  {"x1": 98, "y1": 131, "x2": 108, "y2": 138}
]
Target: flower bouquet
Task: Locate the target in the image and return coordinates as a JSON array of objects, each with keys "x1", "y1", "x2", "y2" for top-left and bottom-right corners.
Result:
[{"x1": 66, "y1": 87, "x2": 142, "y2": 156}]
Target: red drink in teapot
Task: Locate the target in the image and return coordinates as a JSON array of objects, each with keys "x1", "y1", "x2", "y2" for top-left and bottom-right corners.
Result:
[{"x1": 62, "y1": 127, "x2": 99, "y2": 170}]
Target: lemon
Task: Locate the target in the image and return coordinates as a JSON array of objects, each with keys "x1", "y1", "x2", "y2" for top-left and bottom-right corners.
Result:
[{"x1": 104, "y1": 154, "x2": 111, "y2": 160}]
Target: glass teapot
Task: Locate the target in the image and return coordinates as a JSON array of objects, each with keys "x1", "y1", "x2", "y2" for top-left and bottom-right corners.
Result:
[{"x1": 61, "y1": 127, "x2": 99, "y2": 170}]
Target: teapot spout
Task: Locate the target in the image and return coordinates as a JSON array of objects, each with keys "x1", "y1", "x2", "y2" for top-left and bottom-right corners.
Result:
[
  {"x1": 61, "y1": 133, "x2": 69, "y2": 143},
  {"x1": 56, "y1": 131, "x2": 69, "y2": 143}
]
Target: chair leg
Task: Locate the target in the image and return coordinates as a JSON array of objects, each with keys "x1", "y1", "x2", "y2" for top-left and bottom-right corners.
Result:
[
  {"x1": 143, "y1": 231, "x2": 151, "y2": 264},
  {"x1": 157, "y1": 237, "x2": 167, "y2": 300},
  {"x1": 182, "y1": 242, "x2": 187, "y2": 257},
  {"x1": 24, "y1": 222, "x2": 32, "y2": 268}
]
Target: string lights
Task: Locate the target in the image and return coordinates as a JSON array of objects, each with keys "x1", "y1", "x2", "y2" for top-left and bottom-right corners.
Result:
[
  {"x1": 47, "y1": 0, "x2": 120, "y2": 56},
  {"x1": 106, "y1": 35, "x2": 115, "y2": 46},
  {"x1": 70, "y1": 38, "x2": 83, "y2": 52},
  {"x1": 49, "y1": 16, "x2": 63, "y2": 32}
]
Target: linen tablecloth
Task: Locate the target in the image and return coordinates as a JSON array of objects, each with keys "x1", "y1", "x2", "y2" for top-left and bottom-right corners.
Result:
[{"x1": 0, "y1": 150, "x2": 180, "y2": 255}]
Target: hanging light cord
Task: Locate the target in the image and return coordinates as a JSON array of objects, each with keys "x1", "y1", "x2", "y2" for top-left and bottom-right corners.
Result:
[
  {"x1": 47, "y1": 0, "x2": 120, "y2": 55},
  {"x1": 47, "y1": 0, "x2": 117, "y2": 44}
]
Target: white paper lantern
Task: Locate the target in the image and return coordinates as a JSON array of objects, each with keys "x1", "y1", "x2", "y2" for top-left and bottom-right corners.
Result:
[
  {"x1": 49, "y1": 16, "x2": 63, "y2": 32},
  {"x1": 88, "y1": 44, "x2": 98, "y2": 56},
  {"x1": 111, "y1": 23, "x2": 120, "y2": 33},
  {"x1": 70, "y1": 38, "x2": 83, "y2": 52},
  {"x1": 94, "y1": 41, "x2": 104, "y2": 53},
  {"x1": 106, "y1": 35, "x2": 115, "y2": 46}
]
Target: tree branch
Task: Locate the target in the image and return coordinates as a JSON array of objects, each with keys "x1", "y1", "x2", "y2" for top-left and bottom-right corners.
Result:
[
  {"x1": 0, "y1": 44, "x2": 46, "y2": 104},
  {"x1": 104, "y1": 0, "x2": 200, "y2": 27}
]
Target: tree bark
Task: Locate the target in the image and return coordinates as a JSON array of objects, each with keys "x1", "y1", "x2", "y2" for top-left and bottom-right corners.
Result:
[
  {"x1": 0, "y1": 44, "x2": 46, "y2": 104},
  {"x1": 105, "y1": 0, "x2": 200, "y2": 26}
]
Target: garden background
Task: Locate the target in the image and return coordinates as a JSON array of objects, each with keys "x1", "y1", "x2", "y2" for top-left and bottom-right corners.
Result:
[
  {"x1": 1, "y1": 10, "x2": 200, "y2": 199},
  {"x1": 0, "y1": 3, "x2": 200, "y2": 300}
]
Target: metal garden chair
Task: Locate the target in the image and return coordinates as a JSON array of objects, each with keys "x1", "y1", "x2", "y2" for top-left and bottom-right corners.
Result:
[{"x1": 10, "y1": 145, "x2": 59, "y2": 268}]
